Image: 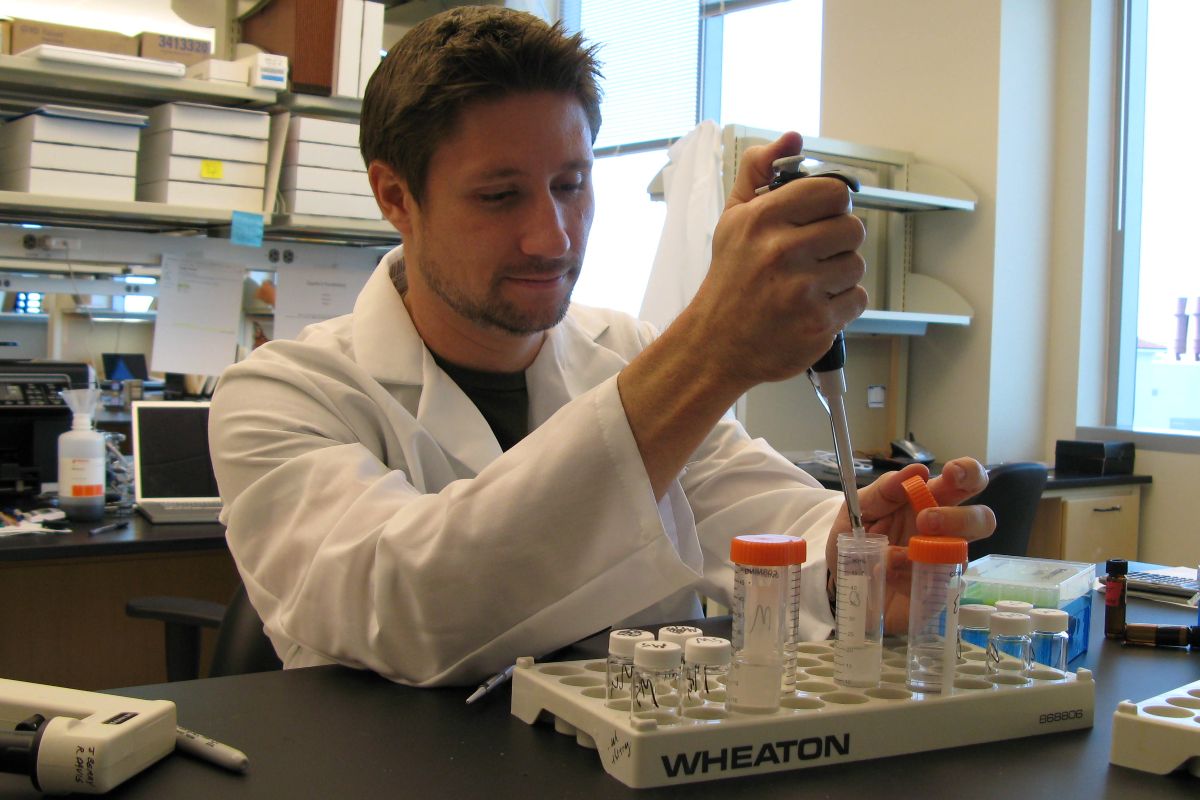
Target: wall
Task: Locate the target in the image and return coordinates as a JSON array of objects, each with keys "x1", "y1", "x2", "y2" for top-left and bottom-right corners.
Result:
[{"x1": 822, "y1": 0, "x2": 1197, "y2": 564}]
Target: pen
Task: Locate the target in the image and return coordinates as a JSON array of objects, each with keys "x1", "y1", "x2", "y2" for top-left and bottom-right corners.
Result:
[
  {"x1": 175, "y1": 726, "x2": 249, "y2": 773},
  {"x1": 89, "y1": 520, "x2": 130, "y2": 535},
  {"x1": 466, "y1": 665, "x2": 515, "y2": 704}
]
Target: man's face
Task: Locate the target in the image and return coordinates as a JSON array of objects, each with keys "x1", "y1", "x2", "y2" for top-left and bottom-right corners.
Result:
[{"x1": 402, "y1": 91, "x2": 595, "y2": 336}]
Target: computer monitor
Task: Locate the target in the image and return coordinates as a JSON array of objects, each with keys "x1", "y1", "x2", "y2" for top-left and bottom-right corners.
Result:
[{"x1": 102, "y1": 353, "x2": 150, "y2": 382}]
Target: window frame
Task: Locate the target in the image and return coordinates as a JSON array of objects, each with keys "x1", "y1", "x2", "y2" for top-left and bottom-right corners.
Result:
[{"x1": 1091, "y1": 0, "x2": 1200, "y2": 454}]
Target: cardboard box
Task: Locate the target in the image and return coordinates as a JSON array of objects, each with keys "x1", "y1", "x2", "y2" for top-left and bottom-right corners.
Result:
[
  {"x1": 0, "y1": 168, "x2": 135, "y2": 201},
  {"x1": 1, "y1": 109, "x2": 143, "y2": 152},
  {"x1": 9, "y1": 18, "x2": 137, "y2": 57},
  {"x1": 1, "y1": 141, "x2": 137, "y2": 176},
  {"x1": 138, "y1": 152, "x2": 265, "y2": 188},
  {"x1": 1, "y1": 20, "x2": 11, "y2": 55},
  {"x1": 136, "y1": 179, "x2": 263, "y2": 212},
  {"x1": 140, "y1": 129, "x2": 269, "y2": 165},
  {"x1": 282, "y1": 188, "x2": 381, "y2": 219},
  {"x1": 288, "y1": 115, "x2": 359, "y2": 147},
  {"x1": 283, "y1": 139, "x2": 362, "y2": 172},
  {"x1": 138, "y1": 32, "x2": 212, "y2": 67},
  {"x1": 147, "y1": 102, "x2": 270, "y2": 140},
  {"x1": 280, "y1": 164, "x2": 370, "y2": 195}
]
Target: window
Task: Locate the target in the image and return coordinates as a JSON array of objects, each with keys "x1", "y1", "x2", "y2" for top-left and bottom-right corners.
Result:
[
  {"x1": 564, "y1": 0, "x2": 822, "y2": 317},
  {"x1": 1112, "y1": 0, "x2": 1200, "y2": 438}
]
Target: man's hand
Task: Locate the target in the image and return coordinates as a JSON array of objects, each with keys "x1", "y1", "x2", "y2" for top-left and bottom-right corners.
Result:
[{"x1": 824, "y1": 458, "x2": 995, "y2": 633}]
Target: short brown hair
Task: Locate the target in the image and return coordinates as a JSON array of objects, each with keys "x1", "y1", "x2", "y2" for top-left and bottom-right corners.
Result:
[{"x1": 360, "y1": 6, "x2": 602, "y2": 205}]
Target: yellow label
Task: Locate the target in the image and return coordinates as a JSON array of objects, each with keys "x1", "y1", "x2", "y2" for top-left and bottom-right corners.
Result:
[{"x1": 200, "y1": 160, "x2": 224, "y2": 180}]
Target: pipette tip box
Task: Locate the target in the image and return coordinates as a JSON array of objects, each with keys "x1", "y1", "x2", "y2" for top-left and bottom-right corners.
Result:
[
  {"x1": 512, "y1": 640, "x2": 1095, "y2": 788},
  {"x1": 963, "y1": 555, "x2": 1095, "y2": 662}
]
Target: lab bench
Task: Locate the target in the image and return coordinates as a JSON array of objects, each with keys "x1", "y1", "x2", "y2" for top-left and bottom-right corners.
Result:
[{"x1": 0, "y1": 515, "x2": 236, "y2": 690}]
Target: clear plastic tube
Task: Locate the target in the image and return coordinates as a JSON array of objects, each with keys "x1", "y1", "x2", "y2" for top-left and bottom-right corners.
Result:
[
  {"x1": 833, "y1": 533, "x2": 887, "y2": 687},
  {"x1": 726, "y1": 534, "x2": 791, "y2": 713},
  {"x1": 905, "y1": 535, "x2": 967, "y2": 694}
]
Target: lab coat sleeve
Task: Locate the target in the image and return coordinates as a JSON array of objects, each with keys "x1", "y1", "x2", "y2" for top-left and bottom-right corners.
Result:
[
  {"x1": 210, "y1": 361, "x2": 706, "y2": 687},
  {"x1": 678, "y1": 419, "x2": 843, "y2": 642}
]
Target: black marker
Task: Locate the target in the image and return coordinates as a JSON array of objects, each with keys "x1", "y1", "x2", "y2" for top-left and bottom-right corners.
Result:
[{"x1": 89, "y1": 520, "x2": 130, "y2": 535}]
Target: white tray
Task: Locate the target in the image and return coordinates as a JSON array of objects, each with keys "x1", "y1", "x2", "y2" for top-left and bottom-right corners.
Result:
[
  {"x1": 1111, "y1": 678, "x2": 1200, "y2": 777},
  {"x1": 512, "y1": 640, "x2": 1095, "y2": 788}
]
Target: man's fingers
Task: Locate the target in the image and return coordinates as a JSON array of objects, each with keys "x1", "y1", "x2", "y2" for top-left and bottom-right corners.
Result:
[{"x1": 728, "y1": 131, "x2": 803, "y2": 207}]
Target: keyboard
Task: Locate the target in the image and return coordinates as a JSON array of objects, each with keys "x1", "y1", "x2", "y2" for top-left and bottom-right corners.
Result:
[{"x1": 1126, "y1": 570, "x2": 1200, "y2": 598}]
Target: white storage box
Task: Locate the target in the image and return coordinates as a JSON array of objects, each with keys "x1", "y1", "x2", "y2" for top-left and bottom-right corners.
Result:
[
  {"x1": 137, "y1": 180, "x2": 263, "y2": 212},
  {"x1": 139, "y1": 152, "x2": 265, "y2": 188},
  {"x1": 280, "y1": 165, "x2": 370, "y2": 196},
  {"x1": 0, "y1": 169, "x2": 135, "y2": 201},
  {"x1": 146, "y1": 102, "x2": 269, "y2": 140},
  {"x1": 283, "y1": 139, "x2": 363, "y2": 172},
  {"x1": 282, "y1": 189, "x2": 381, "y2": 220},
  {"x1": 0, "y1": 105, "x2": 145, "y2": 151},
  {"x1": 287, "y1": 116, "x2": 360, "y2": 147},
  {"x1": 1, "y1": 141, "x2": 136, "y2": 176},
  {"x1": 185, "y1": 58, "x2": 249, "y2": 84},
  {"x1": 140, "y1": 129, "x2": 268, "y2": 165}
]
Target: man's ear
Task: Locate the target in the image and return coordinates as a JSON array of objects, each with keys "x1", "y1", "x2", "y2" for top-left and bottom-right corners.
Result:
[{"x1": 368, "y1": 160, "x2": 417, "y2": 236}]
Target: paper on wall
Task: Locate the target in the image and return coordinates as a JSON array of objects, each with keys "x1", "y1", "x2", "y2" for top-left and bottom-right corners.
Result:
[
  {"x1": 150, "y1": 255, "x2": 244, "y2": 377},
  {"x1": 274, "y1": 264, "x2": 370, "y2": 340}
]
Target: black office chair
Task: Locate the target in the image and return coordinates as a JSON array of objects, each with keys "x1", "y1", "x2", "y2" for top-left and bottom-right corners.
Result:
[
  {"x1": 126, "y1": 581, "x2": 282, "y2": 681},
  {"x1": 964, "y1": 461, "x2": 1049, "y2": 562}
]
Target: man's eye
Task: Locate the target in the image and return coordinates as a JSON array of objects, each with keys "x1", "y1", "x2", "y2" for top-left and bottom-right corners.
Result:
[{"x1": 479, "y1": 190, "x2": 517, "y2": 203}]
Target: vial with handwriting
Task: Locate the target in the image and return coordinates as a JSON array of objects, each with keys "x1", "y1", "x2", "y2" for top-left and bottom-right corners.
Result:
[
  {"x1": 725, "y1": 534, "x2": 791, "y2": 713},
  {"x1": 606, "y1": 629, "x2": 654, "y2": 705}
]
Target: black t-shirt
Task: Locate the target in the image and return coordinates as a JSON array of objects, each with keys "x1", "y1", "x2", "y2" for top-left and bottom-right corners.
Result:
[{"x1": 429, "y1": 350, "x2": 529, "y2": 452}]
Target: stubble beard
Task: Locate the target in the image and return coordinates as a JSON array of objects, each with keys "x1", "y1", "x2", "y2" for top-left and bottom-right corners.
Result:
[{"x1": 421, "y1": 254, "x2": 580, "y2": 335}]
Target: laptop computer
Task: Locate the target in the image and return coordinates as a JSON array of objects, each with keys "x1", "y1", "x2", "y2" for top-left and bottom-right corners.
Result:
[{"x1": 131, "y1": 401, "x2": 223, "y2": 524}]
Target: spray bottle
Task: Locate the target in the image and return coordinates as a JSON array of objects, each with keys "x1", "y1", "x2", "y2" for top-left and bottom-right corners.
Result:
[{"x1": 58, "y1": 388, "x2": 106, "y2": 521}]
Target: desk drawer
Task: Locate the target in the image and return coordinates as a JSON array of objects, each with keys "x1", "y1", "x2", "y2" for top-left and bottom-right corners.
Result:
[{"x1": 1060, "y1": 488, "x2": 1140, "y2": 563}]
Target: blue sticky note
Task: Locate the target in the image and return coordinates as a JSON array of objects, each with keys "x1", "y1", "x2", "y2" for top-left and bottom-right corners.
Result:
[{"x1": 231, "y1": 211, "x2": 264, "y2": 247}]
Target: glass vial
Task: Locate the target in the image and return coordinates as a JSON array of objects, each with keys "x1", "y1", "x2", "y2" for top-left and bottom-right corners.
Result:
[
  {"x1": 726, "y1": 534, "x2": 791, "y2": 713},
  {"x1": 606, "y1": 629, "x2": 653, "y2": 704},
  {"x1": 783, "y1": 536, "x2": 807, "y2": 689},
  {"x1": 959, "y1": 604, "x2": 996, "y2": 651},
  {"x1": 987, "y1": 611, "x2": 1033, "y2": 676},
  {"x1": 833, "y1": 533, "x2": 888, "y2": 687},
  {"x1": 683, "y1": 636, "x2": 731, "y2": 704},
  {"x1": 1104, "y1": 558, "x2": 1128, "y2": 640},
  {"x1": 905, "y1": 535, "x2": 968, "y2": 693},
  {"x1": 630, "y1": 640, "x2": 683, "y2": 723},
  {"x1": 1029, "y1": 608, "x2": 1069, "y2": 671}
]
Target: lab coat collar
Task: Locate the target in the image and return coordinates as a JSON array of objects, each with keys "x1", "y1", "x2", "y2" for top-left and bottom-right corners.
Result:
[{"x1": 351, "y1": 245, "x2": 628, "y2": 474}]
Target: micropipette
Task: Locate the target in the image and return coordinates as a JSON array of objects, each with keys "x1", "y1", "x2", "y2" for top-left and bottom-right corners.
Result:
[
  {"x1": 809, "y1": 333, "x2": 866, "y2": 538},
  {"x1": 758, "y1": 155, "x2": 867, "y2": 539}
]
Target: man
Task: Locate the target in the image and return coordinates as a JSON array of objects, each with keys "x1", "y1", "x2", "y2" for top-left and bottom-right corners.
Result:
[{"x1": 209, "y1": 7, "x2": 993, "y2": 686}]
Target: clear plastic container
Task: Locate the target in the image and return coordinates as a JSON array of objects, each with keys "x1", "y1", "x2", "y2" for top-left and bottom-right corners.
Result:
[
  {"x1": 959, "y1": 604, "x2": 996, "y2": 651},
  {"x1": 833, "y1": 533, "x2": 888, "y2": 687},
  {"x1": 1030, "y1": 608, "x2": 1069, "y2": 671},
  {"x1": 726, "y1": 534, "x2": 791, "y2": 713},
  {"x1": 682, "y1": 636, "x2": 731, "y2": 705},
  {"x1": 606, "y1": 629, "x2": 654, "y2": 704},
  {"x1": 988, "y1": 611, "x2": 1033, "y2": 677},
  {"x1": 630, "y1": 640, "x2": 683, "y2": 723},
  {"x1": 905, "y1": 535, "x2": 968, "y2": 693},
  {"x1": 782, "y1": 537, "x2": 807, "y2": 688}
]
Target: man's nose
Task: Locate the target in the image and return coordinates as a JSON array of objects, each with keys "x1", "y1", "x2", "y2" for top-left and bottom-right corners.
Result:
[{"x1": 520, "y1": 191, "x2": 571, "y2": 259}]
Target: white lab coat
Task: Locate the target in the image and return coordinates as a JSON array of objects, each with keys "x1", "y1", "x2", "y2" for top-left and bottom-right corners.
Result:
[{"x1": 209, "y1": 246, "x2": 841, "y2": 687}]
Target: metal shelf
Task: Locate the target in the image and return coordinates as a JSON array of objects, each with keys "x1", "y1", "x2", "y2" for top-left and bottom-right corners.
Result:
[
  {"x1": 853, "y1": 185, "x2": 975, "y2": 213},
  {"x1": 0, "y1": 191, "x2": 245, "y2": 233},
  {"x1": 266, "y1": 214, "x2": 397, "y2": 246},
  {"x1": 848, "y1": 309, "x2": 971, "y2": 336},
  {"x1": 274, "y1": 92, "x2": 363, "y2": 119},
  {"x1": 0, "y1": 54, "x2": 276, "y2": 115}
]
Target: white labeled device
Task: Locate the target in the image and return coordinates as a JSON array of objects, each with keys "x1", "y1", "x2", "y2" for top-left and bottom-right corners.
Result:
[{"x1": 0, "y1": 678, "x2": 176, "y2": 794}]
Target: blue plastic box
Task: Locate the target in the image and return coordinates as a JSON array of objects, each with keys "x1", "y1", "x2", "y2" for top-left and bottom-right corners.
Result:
[{"x1": 962, "y1": 555, "x2": 1095, "y2": 663}]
